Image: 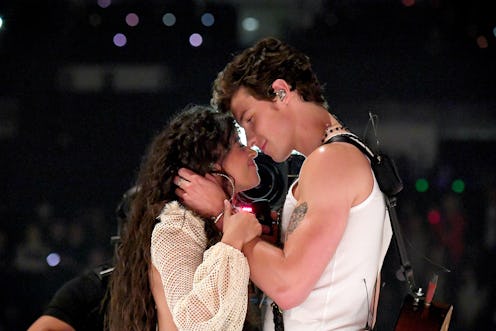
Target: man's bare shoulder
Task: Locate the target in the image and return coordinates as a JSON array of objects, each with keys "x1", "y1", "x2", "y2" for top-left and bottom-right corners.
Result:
[
  {"x1": 301, "y1": 142, "x2": 366, "y2": 176},
  {"x1": 297, "y1": 142, "x2": 372, "y2": 204}
]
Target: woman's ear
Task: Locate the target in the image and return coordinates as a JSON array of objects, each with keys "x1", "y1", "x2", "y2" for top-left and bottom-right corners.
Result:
[{"x1": 209, "y1": 162, "x2": 222, "y2": 172}]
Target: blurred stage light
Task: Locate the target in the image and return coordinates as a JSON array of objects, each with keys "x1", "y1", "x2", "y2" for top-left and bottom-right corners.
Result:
[
  {"x1": 402, "y1": 0, "x2": 415, "y2": 7},
  {"x1": 97, "y1": 0, "x2": 111, "y2": 9},
  {"x1": 58, "y1": 64, "x2": 171, "y2": 92},
  {"x1": 427, "y1": 209, "x2": 441, "y2": 225},
  {"x1": 476, "y1": 35, "x2": 488, "y2": 49},
  {"x1": 113, "y1": 33, "x2": 127, "y2": 47},
  {"x1": 415, "y1": 178, "x2": 429, "y2": 192},
  {"x1": 189, "y1": 33, "x2": 203, "y2": 47},
  {"x1": 125, "y1": 13, "x2": 139, "y2": 27},
  {"x1": 162, "y1": 13, "x2": 176, "y2": 27},
  {"x1": 242, "y1": 17, "x2": 259, "y2": 32},
  {"x1": 46, "y1": 252, "x2": 61, "y2": 267},
  {"x1": 201, "y1": 13, "x2": 215, "y2": 27},
  {"x1": 451, "y1": 179, "x2": 465, "y2": 193},
  {"x1": 0, "y1": 16, "x2": 3, "y2": 30}
]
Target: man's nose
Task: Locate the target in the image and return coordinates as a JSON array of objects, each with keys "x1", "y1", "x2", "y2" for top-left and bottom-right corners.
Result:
[{"x1": 245, "y1": 131, "x2": 257, "y2": 149}]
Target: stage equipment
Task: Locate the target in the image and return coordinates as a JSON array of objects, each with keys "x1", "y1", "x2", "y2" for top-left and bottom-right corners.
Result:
[{"x1": 238, "y1": 152, "x2": 304, "y2": 211}]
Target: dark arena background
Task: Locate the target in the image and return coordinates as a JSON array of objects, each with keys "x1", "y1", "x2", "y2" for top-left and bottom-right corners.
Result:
[{"x1": 0, "y1": 0, "x2": 495, "y2": 330}]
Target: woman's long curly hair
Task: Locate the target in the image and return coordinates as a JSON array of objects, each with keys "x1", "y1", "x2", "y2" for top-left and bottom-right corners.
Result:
[{"x1": 106, "y1": 105, "x2": 238, "y2": 331}]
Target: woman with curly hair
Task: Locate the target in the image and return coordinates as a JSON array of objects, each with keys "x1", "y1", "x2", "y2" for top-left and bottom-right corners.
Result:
[
  {"x1": 107, "y1": 104, "x2": 262, "y2": 331},
  {"x1": 177, "y1": 38, "x2": 393, "y2": 331}
]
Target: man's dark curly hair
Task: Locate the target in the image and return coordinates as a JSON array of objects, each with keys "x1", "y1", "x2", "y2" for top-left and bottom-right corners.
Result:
[
  {"x1": 211, "y1": 37, "x2": 328, "y2": 113},
  {"x1": 107, "y1": 104, "x2": 237, "y2": 331}
]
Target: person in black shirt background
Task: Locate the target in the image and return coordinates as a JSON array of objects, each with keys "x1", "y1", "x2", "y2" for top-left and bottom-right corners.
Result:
[
  {"x1": 27, "y1": 187, "x2": 137, "y2": 331},
  {"x1": 27, "y1": 264, "x2": 112, "y2": 331}
]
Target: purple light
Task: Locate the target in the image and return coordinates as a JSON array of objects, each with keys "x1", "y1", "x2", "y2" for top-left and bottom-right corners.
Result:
[
  {"x1": 97, "y1": 0, "x2": 111, "y2": 9},
  {"x1": 46, "y1": 252, "x2": 61, "y2": 267},
  {"x1": 189, "y1": 33, "x2": 203, "y2": 47},
  {"x1": 126, "y1": 13, "x2": 139, "y2": 27},
  {"x1": 113, "y1": 33, "x2": 127, "y2": 47}
]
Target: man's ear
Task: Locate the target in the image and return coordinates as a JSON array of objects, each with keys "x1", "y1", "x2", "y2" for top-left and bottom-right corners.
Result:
[{"x1": 271, "y1": 79, "x2": 291, "y2": 102}]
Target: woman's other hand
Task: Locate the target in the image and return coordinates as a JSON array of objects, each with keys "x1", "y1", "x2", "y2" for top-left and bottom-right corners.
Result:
[{"x1": 221, "y1": 200, "x2": 262, "y2": 250}]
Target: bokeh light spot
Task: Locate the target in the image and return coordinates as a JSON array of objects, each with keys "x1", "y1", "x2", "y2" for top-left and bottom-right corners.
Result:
[
  {"x1": 113, "y1": 33, "x2": 127, "y2": 47},
  {"x1": 125, "y1": 13, "x2": 139, "y2": 27},
  {"x1": 201, "y1": 13, "x2": 215, "y2": 27},
  {"x1": 427, "y1": 209, "x2": 441, "y2": 225},
  {"x1": 46, "y1": 252, "x2": 61, "y2": 267},
  {"x1": 415, "y1": 178, "x2": 429, "y2": 192},
  {"x1": 189, "y1": 33, "x2": 203, "y2": 47},
  {"x1": 97, "y1": 0, "x2": 111, "y2": 9},
  {"x1": 162, "y1": 13, "x2": 176, "y2": 26},
  {"x1": 476, "y1": 35, "x2": 488, "y2": 48},
  {"x1": 451, "y1": 179, "x2": 465, "y2": 193},
  {"x1": 0, "y1": 16, "x2": 3, "y2": 30},
  {"x1": 242, "y1": 17, "x2": 259, "y2": 32}
]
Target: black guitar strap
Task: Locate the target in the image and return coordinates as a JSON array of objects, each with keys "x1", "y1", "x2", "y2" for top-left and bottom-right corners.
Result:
[
  {"x1": 324, "y1": 134, "x2": 417, "y2": 294},
  {"x1": 326, "y1": 134, "x2": 455, "y2": 331}
]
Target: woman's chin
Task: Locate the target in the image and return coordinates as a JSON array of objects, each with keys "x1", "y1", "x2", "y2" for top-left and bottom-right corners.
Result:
[
  {"x1": 239, "y1": 181, "x2": 260, "y2": 193},
  {"x1": 250, "y1": 179, "x2": 261, "y2": 190}
]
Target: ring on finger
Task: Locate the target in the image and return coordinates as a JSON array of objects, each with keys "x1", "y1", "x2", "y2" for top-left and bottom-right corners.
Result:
[{"x1": 177, "y1": 177, "x2": 189, "y2": 187}]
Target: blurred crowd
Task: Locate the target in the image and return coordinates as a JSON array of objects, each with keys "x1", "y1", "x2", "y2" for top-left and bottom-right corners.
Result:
[{"x1": 0, "y1": 201, "x2": 114, "y2": 330}]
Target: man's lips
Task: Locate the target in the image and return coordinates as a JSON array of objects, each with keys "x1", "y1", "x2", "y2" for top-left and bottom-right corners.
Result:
[{"x1": 260, "y1": 141, "x2": 267, "y2": 153}]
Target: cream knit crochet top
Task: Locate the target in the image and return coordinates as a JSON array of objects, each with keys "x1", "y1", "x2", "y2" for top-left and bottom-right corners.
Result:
[{"x1": 151, "y1": 201, "x2": 250, "y2": 331}]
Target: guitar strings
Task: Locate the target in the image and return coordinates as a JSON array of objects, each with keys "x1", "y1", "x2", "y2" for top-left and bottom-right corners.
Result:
[{"x1": 401, "y1": 235, "x2": 452, "y2": 274}]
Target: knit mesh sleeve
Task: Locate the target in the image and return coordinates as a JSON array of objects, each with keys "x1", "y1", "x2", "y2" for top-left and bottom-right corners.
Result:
[{"x1": 151, "y1": 207, "x2": 250, "y2": 331}]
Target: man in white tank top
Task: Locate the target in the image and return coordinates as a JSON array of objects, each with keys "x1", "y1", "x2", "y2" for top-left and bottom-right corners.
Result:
[{"x1": 176, "y1": 37, "x2": 392, "y2": 330}]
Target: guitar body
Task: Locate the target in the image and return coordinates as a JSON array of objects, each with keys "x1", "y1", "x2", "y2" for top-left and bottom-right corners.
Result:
[{"x1": 395, "y1": 295, "x2": 454, "y2": 331}]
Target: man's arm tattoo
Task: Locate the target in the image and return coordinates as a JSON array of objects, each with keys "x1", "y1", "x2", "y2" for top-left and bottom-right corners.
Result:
[{"x1": 286, "y1": 202, "x2": 308, "y2": 236}]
